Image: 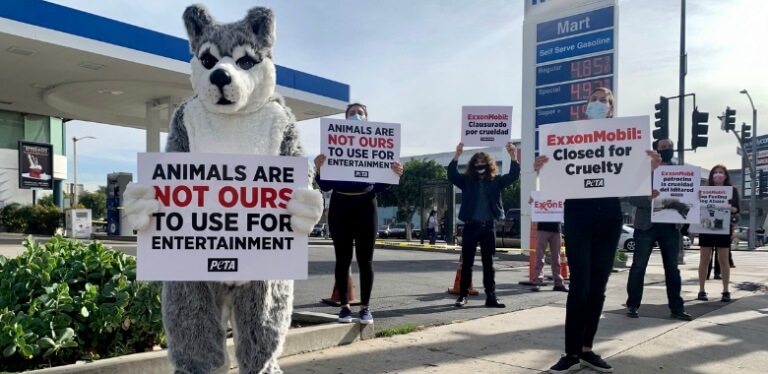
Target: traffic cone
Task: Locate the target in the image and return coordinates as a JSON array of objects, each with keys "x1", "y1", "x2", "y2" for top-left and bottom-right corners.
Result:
[
  {"x1": 447, "y1": 255, "x2": 479, "y2": 295},
  {"x1": 560, "y1": 246, "x2": 569, "y2": 280},
  {"x1": 321, "y1": 275, "x2": 361, "y2": 306}
]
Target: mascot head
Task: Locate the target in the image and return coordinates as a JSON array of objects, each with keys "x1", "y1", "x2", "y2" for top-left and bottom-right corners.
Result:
[{"x1": 183, "y1": 4, "x2": 276, "y2": 114}]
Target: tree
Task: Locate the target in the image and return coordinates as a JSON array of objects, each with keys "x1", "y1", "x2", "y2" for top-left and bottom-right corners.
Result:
[
  {"x1": 501, "y1": 180, "x2": 521, "y2": 211},
  {"x1": 79, "y1": 186, "x2": 107, "y2": 219},
  {"x1": 378, "y1": 159, "x2": 447, "y2": 240}
]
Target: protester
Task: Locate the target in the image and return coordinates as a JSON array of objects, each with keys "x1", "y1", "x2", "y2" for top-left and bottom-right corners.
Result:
[
  {"x1": 536, "y1": 87, "x2": 662, "y2": 374},
  {"x1": 449, "y1": 141, "x2": 519, "y2": 308},
  {"x1": 623, "y1": 139, "x2": 691, "y2": 321},
  {"x1": 529, "y1": 197, "x2": 567, "y2": 293},
  {"x1": 428, "y1": 210, "x2": 439, "y2": 245},
  {"x1": 697, "y1": 165, "x2": 739, "y2": 302},
  {"x1": 314, "y1": 103, "x2": 404, "y2": 324}
]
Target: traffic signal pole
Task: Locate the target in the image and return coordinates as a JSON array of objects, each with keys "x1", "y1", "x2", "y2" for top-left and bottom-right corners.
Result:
[{"x1": 678, "y1": 0, "x2": 687, "y2": 164}]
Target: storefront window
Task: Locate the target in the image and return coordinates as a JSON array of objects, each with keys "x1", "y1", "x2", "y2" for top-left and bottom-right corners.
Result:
[
  {"x1": 0, "y1": 110, "x2": 24, "y2": 149},
  {"x1": 24, "y1": 114, "x2": 51, "y2": 144}
]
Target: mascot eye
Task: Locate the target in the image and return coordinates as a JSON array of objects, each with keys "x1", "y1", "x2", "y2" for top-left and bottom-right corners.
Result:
[
  {"x1": 236, "y1": 56, "x2": 259, "y2": 70},
  {"x1": 200, "y1": 52, "x2": 218, "y2": 70}
]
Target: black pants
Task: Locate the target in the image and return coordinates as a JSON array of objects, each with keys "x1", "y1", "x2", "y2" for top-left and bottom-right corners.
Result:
[
  {"x1": 563, "y1": 202, "x2": 622, "y2": 356},
  {"x1": 626, "y1": 224, "x2": 684, "y2": 313},
  {"x1": 460, "y1": 221, "x2": 496, "y2": 296},
  {"x1": 329, "y1": 191, "x2": 377, "y2": 306}
]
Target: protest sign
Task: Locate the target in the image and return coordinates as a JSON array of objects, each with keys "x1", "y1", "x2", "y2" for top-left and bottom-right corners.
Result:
[
  {"x1": 531, "y1": 191, "x2": 564, "y2": 222},
  {"x1": 320, "y1": 118, "x2": 400, "y2": 184},
  {"x1": 538, "y1": 115, "x2": 652, "y2": 200},
  {"x1": 136, "y1": 153, "x2": 308, "y2": 281},
  {"x1": 461, "y1": 106, "x2": 514, "y2": 147},
  {"x1": 688, "y1": 186, "x2": 733, "y2": 235},
  {"x1": 651, "y1": 166, "x2": 701, "y2": 224}
]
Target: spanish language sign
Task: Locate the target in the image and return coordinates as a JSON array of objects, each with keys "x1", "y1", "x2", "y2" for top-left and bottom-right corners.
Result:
[
  {"x1": 651, "y1": 166, "x2": 701, "y2": 224},
  {"x1": 538, "y1": 116, "x2": 652, "y2": 200},
  {"x1": 18, "y1": 141, "x2": 53, "y2": 190},
  {"x1": 320, "y1": 118, "x2": 400, "y2": 184},
  {"x1": 689, "y1": 186, "x2": 733, "y2": 235},
  {"x1": 461, "y1": 106, "x2": 514, "y2": 147},
  {"x1": 136, "y1": 153, "x2": 308, "y2": 281},
  {"x1": 531, "y1": 191, "x2": 564, "y2": 222}
]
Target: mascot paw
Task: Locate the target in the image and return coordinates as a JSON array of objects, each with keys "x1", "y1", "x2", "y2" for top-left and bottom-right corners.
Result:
[
  {"x1": 123, "y1": 182, "x2": 160, "y2": 231},
  {"x1": 287, "y1": 188, "x2": 323, "y2": 234}
]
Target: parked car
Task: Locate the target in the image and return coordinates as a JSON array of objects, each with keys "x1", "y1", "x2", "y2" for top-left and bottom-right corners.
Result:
[
  {"x1": 456, "y1": 209, "x2": 522, "y2": 248},
  {"x1": 619, "y1": 224, "x2": 636, "y2": 251},
  {"x1": 389, "y1": 222, "x2": 408, "y2": 239},
  {"x1": 377, "y1": 224, "x2": 391, "y2": 238},
  {"x1": 310, "y1": 223, "x2": 326, "y2": 237}
]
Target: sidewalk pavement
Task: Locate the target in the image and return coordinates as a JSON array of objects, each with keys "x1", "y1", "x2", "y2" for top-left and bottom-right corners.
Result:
[{"x1": 262, "y1": 252, "x2": 768, "y2": 373}]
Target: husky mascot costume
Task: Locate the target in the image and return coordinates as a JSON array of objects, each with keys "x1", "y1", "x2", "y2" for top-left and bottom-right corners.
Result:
[{"x1": 123, "y1": 4, "x2": 323, "y2": 373}]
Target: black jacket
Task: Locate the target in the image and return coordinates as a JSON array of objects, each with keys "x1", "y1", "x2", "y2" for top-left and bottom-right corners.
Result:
[{"x1": 447, "y1": 159, "x2": 520, "y2": 222}]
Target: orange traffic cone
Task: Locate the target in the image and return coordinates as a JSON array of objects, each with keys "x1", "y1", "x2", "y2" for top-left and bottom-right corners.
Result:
[
  {"x1": 560, "y1": 246, "x2": 569, "y2": 280},
  {"x1": 321, "y1": 275, "x2": 361, "y2": 306},
  {"x1": 447, "y1": 255, "x2": 479, "y2": 295}
]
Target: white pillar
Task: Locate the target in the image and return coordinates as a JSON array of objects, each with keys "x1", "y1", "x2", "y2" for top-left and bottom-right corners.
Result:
[{"x1": 145, "y1": 100, "x2": 162, "y2": 153}]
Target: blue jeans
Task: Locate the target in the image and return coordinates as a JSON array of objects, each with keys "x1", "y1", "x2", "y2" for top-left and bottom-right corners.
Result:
[{"x1": 625, "y1": 224, "x2": 684, "y2": 313}]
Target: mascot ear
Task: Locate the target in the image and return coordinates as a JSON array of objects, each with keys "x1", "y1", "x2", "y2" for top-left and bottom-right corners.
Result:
[
  {"x1": 183, "y1": 4, "x2": 214, "y2": 53},
  {"x1": 244, "y1": 6, "x2": 276, "y2": 50}
]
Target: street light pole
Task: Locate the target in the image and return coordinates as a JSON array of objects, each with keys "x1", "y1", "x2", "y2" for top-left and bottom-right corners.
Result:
[
  {"x1": 741, "y1": 89, "x2": 757, "y2": 250},
  {"x1": 72, "y1": 136, "x2": 96, "y2": 207}
]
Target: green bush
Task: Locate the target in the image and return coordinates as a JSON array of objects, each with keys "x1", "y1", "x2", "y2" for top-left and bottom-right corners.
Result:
[
  {"x1": 0, "y1": 236, "x2": 164, "y2": 372},
  {"x1": 0, "y1": 204, "x2": 63, "y2": 235}
]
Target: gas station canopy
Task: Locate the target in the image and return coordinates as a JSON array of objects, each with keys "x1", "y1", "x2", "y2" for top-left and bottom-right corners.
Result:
[{"x1": 0, "y1": 0, "x2": 350, "y2": 132}]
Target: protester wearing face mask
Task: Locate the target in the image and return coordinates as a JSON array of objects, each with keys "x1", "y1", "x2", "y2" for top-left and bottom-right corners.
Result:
[
  {"x1": 448, "y1": 141, "x2": 519, "y2": 308},
  {"x1": 623, "y1": 139, "x2": 691, "y2": 321},
  {"x1": 314, "y1": 103, "x2": 404, "y2": 324},
  {"x1": 536, "y1": 87, "x2": 662, "y2": 374},
  {"x1": 696, "y1": 165, "x2": 739, "y2": 303}
]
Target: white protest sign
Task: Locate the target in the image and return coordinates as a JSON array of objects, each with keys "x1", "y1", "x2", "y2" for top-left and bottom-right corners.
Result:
[
  {"x1": 136, "y1": 153, "x2": 308, "y2": 281},
  {"x1": 651, "y1": 166, "x2": 701, "y2": 224},
  {"x1": 531, "y1": 191, "x2": 564, "y2": 222},
  {"x1": 461, "y1": 106, "x2": 514, "y2": 147},
  {"x1": 538, "y1": 115, "x2": 652, "y2": 200},
  {"x1": 688, "y1": 186, "x2": 733, "y2": 235},
  {"x1": 320, "y1": 118, "x2": 400, "y2": 184}
]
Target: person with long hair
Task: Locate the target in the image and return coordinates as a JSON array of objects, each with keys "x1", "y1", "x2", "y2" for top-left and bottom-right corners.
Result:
[
  {"x1": 314, "y1": 103, "x2": 404, "y2": 324},
  {"x1": 697, "y1": 164, "x2": 739, "y2": 302},
  {"x1": 449, "y1": 141, "x2": 519, "y2": 308},
  {"x1": 536, "y1": 87, "x2": 661, "y2": 373}
]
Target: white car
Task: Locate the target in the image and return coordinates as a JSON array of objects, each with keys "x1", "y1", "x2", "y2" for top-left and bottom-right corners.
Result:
[{"x1": 619, "y1": 225, "x2": 636, "y2": 251}]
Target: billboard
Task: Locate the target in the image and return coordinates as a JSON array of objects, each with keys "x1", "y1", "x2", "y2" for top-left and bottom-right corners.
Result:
[{"x1": 18, "y1": 141, "x2": 54, "y2": 190}]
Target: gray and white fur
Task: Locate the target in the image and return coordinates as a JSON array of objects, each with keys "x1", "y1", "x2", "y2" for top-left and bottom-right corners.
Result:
[{"x1": 161, "y1": 5, "x2": 311, "y2": 373}]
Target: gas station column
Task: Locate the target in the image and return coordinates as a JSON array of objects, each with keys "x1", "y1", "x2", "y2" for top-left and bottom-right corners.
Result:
[{"x1": 145, "y1": 97, "x2": 180, "y2": 152}]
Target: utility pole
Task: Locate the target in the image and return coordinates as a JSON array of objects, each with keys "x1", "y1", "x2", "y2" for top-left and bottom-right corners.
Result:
[
  {"x1": 678, "y1": 0, "x2": 686, "y2": 164},
  {"x1": 742, "y1": 89, "x2": 758, "y2": 250}
]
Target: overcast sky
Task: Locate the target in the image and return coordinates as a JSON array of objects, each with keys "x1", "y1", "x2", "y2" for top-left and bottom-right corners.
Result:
[{"x1": 47, "y1": 0, "x2": 767, "y2": 191}]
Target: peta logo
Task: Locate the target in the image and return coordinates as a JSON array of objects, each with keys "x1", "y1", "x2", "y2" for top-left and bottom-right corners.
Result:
[
  {"x1": 208, "y1": 258, "x2": 238, "y2": 272},
  {"x1": 584, "y1": 179, "x2": 605, "y2": 188},
  {"x1": 354, "y1": 170, "x2": 369, "y2": 178}
]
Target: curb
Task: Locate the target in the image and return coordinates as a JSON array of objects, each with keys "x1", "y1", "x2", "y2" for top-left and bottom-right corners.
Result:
[{"x1": 25, "y1": 312, "x2": 372, "y2": 374}]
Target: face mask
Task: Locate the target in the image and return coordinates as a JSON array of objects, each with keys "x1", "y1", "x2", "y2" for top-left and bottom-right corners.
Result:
[
  {"x1": 586, "y1": 101, "x2": 610, "y2": 119},
  {"x1": 476, "y1": 165, "x2": 488, "y2": 174},
  {"x1": 659, "y1": 149, "x2": 674, "y2": 163},
  {"x1": 348, "y1": 114, "x2": 366, "y2": 121},
  {"x1": 713, "y1": 173, "x2": 726, "y2": 184}
]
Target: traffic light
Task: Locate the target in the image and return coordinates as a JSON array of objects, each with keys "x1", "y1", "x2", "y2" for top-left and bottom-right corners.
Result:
[
  {"x1": 742, "y1": 123, "x2": 752, "y2": 143},
  {"x1": 691, "y1": 107, "x2": 709, "y2": 150},
  {"x1": 653, "y1": 96, "x2": 669, "y2": 143},
  {"x1": 760, "y1": 169, "x2": 768, "y2": 199},
  {"x1": 723, "y1": 107, "x2": 736, "y2": 132}
]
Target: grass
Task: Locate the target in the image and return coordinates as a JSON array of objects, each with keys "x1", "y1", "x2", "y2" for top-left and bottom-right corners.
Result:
[{"x1": 374, "y1": 324, "x2": 420, "y2": 338}]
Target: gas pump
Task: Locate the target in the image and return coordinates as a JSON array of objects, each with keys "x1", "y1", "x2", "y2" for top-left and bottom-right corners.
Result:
[{"x1": 106, "y1": 172, "x2": 132, "y2": 236}]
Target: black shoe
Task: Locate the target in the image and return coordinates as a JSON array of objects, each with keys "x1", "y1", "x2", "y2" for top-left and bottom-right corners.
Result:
[
  {"x1": 485, "y1": 295, "x2": 506, "y2": 308},
  {"x1": 548, "y1": 354, "x2": 580, "y2": 374},
  {"x1": 721, "y1": 292, "x2": 731, "y2": 302},
  {"x1": 697, "y1": 291, "x2": 708, "y2": 301},
  {"x1": 580, "y1": 351, "x2": 613, "y2": 373},
  {"x1": 454, "y1": 295, "x2": 468, "y2": 307},
  {"x1": 553, "y1": 285, "x2": 569, "y2": 292},
  {"x1": 670, "y1": 311, "x2": 692, "y2": 321},
  {"x1": 626, "y1": 306, "x2": 639, "y2": 318},
  {"x1": 531, "y1": 285, "x2": 541, "y2": 292},
  {"x1": 714, "y1": 274, "x2": 722, "y2": 280}
]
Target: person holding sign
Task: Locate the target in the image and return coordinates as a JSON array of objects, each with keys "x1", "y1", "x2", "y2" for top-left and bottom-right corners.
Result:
[
  {"x1": 314, "y1": 103, "x2": 404, "y2": 324},
  {"x1": 449, "y1": 141, "x2": 520, "y2": 309},
  {"x1": 528, "y1": 197, "x2": 567, "y2": 293},
  {"x1": 697, "y1": 165, "x2": 739, "y2": 303},
  {"x1": 537, "y1": 88, "x2": 662, "y2": 374},
  {"x1": 623, "y1": 139, "x2": 691, "y2": 321}
]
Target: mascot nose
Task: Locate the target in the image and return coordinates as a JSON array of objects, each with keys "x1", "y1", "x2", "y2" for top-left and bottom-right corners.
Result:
[{"x1": 210, "y1": 69, "x2": 232, "y2": 88}]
